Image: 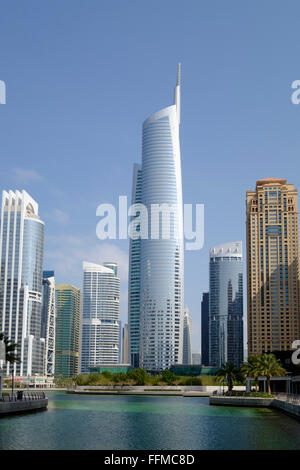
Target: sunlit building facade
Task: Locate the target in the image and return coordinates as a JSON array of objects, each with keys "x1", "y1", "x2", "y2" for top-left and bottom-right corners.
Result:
[
  {"x1": 81, "y1": 262, "x2": 120, "y2": 373},
  {"x1": 0, "y1": 190, "x2": 45, "y2": 376},
  {"x1": 246, "y1": 178, "x2": 300, "y2": 355},
  {"x1": 138, "y1": 65, "x2": 184, "y2": 371},
  {"x1": 42, "y1": 271, "x2": 56, "y2": 376}
]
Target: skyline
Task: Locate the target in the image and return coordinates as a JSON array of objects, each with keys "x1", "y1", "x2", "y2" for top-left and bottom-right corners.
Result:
[{"x1": 2, "y1": 1, "x2": 300, "y2": 350}]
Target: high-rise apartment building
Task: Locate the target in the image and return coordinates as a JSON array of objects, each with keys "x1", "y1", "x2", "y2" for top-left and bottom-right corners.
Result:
[
  {"x1": 209, "y1": 242, "x2": 244, "y2": 368},
  {"x1": 128, "y1": 163, "x2": 142, "y2": 368},
  {"x1": 42, "y1": 271, "x2": 56, "y2": 376},
  {"x1": 81, "y1": 262, "x2": 120, "y2": 373},
  {"x1": 134, "y1": 64, "x2": 184, "y2": 372},
  {"x1": 246, "y1": 178, "x2": 300, "y2": 355},
  {"x1": 55, "y1": 284, "x2": 80, "y2": 378},
  {"x1": 183, "y1": 307, "x2": 192, "y2": 364},
  {"x1": 201, "y1": 292, "x2": 209, "y2": 366},
  {"x1": 0, "y1": 190, "x2": 45, "y2": 376}
]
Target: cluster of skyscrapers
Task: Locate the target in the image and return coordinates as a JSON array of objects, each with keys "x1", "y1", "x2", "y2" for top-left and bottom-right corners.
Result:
[{"x1": 0, "y1": 67, "x2": 299, "y2": 380}]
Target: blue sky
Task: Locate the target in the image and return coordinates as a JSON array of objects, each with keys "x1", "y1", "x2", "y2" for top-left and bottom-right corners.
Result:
[{"x1": 1, "y1": 0, "x2": 300, "y2": 351}]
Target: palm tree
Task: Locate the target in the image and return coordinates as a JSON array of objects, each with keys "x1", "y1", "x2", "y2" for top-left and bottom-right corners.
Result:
[
  {"x1": 241, "y1": 355, "x2": 261, "y2": 392},
  {"x1": 257, "y1": 353, "x2": 286, "y2": 394},
  {"x1": 216, "y1": 362, "x2": 240, "y2": 393},
  {"x1": 0, "y1": 332, "x2": 20, "y2": 398}
]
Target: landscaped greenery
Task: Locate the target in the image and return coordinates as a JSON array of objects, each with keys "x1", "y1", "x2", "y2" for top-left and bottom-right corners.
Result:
[
  {"x1": 53, "y1": 353, "x2": 287, "y2": 391},
  {"x1": 69, "y1": 368, "x2": 221, "y2": 387}
]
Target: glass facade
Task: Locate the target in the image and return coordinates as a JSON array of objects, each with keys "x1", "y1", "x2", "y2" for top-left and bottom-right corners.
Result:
[
  {"x1": 138, "y1": 67, "x2": 184, "y2": 372},
  {"x1": 81, "y1": 262, "x2": 120, "y2": 373},
  {"x1": 209, "y1": 242, "x2": 244, "y2": 368},
  {"x1": 0, "y1": 190, "x2": 45, "y2": 376},
  {"x1": 128, "y1": 164, "x2": 142, "y2": 367},
  {"x1": 55, "y1": 284, "x2": 80, "y2": 378}
]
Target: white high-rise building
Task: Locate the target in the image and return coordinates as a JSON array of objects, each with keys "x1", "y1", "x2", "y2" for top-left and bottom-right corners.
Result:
[
  {"x1": 183, "y1": 307, "x2": 192, "y2": 364},
  {"x1": 0, "y1": 190, "x2": 45, "y2": 376},
  {"x1": 42, "y1": 271, "x2": 56, "y2": 376},
  {"x1": 138, "y1": 64, "x2": 184, "y2": 371},
  {"x1": 80, "y1": 261, "x2": 120, "y2": 373}
]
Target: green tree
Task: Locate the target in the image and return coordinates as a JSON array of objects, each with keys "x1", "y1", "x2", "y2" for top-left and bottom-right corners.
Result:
[
  {"x1": 257, "y1": 353, "x2": 286, "y2": 394},
  {"x1": 241, "y1": 355, "x2": 261, "y2": 392},
  {"x1": 216, "y1": 362, "x2": 240, "y2": 393},
  {"x1": 161, "y1": 369, "x2": 177, "y2": 385},
  {"x1": 127, "y1": 368, "x2": 148, "y2": 385}
]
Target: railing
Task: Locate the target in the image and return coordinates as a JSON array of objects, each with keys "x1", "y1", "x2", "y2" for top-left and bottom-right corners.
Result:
[
  {"x1": 275, "y1": 393, "x2": 300, "y2": 405},
  {"x1": 2, "y1": 391, "x2": 46, "y2": 402}
]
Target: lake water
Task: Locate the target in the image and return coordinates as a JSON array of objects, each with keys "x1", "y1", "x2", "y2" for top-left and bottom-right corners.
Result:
[{"x1": 0, "y1": 391, "x2": 299, "y2": 450}]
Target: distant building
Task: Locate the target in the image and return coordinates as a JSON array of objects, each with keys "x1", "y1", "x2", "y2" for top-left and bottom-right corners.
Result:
[
  {"x1": 0, "y1": 190, "x2": 45, "y2": 377},
  {"x1": 183, "y1": 307, "x2": 192, "y2": 364},
  {"x1": 122, "y1": 323, "x2": 129, "y2": 364},
  {"x1": 118, "y1": 321, "x2": 122, "y2": 363},
  {"x1": 192, "y1": 352, "x2": 201, "y2": 365},
  {"x1": 246, "y1": 178, "x2": 300, "y2": 355},
  {"x1": 81, "y1": 262, "x2": 120, "y2": 373},
  {"x1": 201, "y1": 292, "x2": 209, "y2": 366},
  {"x1": 42, "y1": 271, "x2": 56, "y2": 376},
  {"x1": 128, "y1": 164, "x2": 142, "y2": 368},
  {"x1": 209, "y1": 242, "x2": 244, "y2": 368},
  {"x1": 55, "y1": 284, "x2": 80, "y2": 378}
]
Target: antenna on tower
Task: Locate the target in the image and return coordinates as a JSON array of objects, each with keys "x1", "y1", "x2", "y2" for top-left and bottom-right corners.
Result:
[{"x1": 174, "y1": 63, "x2": 181, "y2": 125}]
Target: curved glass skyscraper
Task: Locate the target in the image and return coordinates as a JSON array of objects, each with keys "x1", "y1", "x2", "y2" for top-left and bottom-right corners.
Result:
[
  {"x1": 137, "y1": 65, "x2": 184, "y2": 371},
  {"x1": 209, "y1": 241, "x2": 244, "y2": 368}
]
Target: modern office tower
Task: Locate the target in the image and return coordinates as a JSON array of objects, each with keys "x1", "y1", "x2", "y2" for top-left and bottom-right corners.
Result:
[
  {"x1": 42, "y1": 271, "x2": 56, "y2": 376},
  {"x1": 55, "y1": 284, "x2": 80, "y2": 378},
  {"x1": 183, "y1": 307, "x2": 192, "y2": 364},
  {"x1": 0, "y1": 190, "x2": 45, "y2": 376},
  {"x1": 192, "y1": 352, "x2": 201, "y2": 365},
  {"x1": 138, "y1": 64, "x2": 184, "y2": 372},
  {"x1": 122, "y1": 323, "x2": 129, "y2": 363},
  {"x1": 81, "y1": 262, "x2": 120, "y2": 373},
  {"x1": 201, "y1": 292, "x2": 209, "y2": 366},
  {"x1": 209, "y1": 242, "x2": 244, "y2": 368},
  {"x1": 128, "y1": 163, "x2": 142, "y2": 367},
  {"x1": 246, "y1": 178, "x2": 300, "y2": 355}
]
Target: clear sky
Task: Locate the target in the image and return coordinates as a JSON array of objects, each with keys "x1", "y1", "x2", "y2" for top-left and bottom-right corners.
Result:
[{"x1": 1, "y1": 0, "x2": 300, "y2": 351}]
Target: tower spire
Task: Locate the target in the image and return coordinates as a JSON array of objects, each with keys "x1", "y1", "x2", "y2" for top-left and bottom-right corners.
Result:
[{"x1": 174, "y1": 62, "x2": 181, "y2": 125}]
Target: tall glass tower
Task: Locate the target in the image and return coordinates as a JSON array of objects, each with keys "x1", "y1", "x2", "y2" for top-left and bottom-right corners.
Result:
[
  {"x1": 128, "y1": 163, "x2": 142, "y2": 367},
  {"x1": 209, "y1": 241, "x2": 244, "y2": 368},
  {"x1": 138, "y1": 64, "x2": 184, "y2": 371},
  {"x1": 0, "y1": 190, "x2": 45, "y2": 376},
  {"x1": 55, "y1": 284, "x2": 80, "y2": 378},
  {"x1": 81, "y1": 262, "x2": 120, "y2": 373}
]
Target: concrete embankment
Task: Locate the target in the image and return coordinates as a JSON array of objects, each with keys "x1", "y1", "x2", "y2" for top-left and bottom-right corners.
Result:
[
  {"x1": 67, "y1": 385, "x2": 228, "y2": 397},
  {"x1": 0, "y1": 398, "x2": 48, "y2": 416},
  {"x1": 209, "y1": 396, "x2": 300, "y2": 420}
]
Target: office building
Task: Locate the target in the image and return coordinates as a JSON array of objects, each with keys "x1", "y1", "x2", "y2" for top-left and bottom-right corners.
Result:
[
  {"x1": 128, "y1": 163, "x2": 142, "y2": 367},
  {"x1": 81, "y1": 262, "x2": 120, "y2": 373},
  {"x1": 0, "y1": 190, "x2": 45, "y2": 376},
  {"x1": 138, "y1": 64, "x2": 184, "y2": 371},
  {"x1": 183, "y1": 307, "x2": 192, "y2": 364},
  {"x1": 201, "y1": 292, "x2": 209, "y2": 366},
  {"x1": 209, "y1": 242, "x2": 244, "y2": 367},
  {"x1": 55, "y1": 284, "x2": 80, "y2": 378},
  {"x1": 246, "y1": 178, "x2": 300, "y2": 354}
]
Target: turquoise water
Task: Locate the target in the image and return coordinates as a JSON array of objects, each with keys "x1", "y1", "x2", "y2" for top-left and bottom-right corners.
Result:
[{"x1": 0, "y1": 391, "x2": 299, "y2": 449}]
